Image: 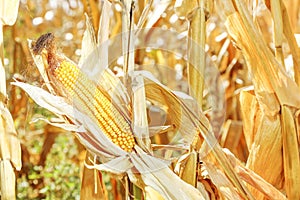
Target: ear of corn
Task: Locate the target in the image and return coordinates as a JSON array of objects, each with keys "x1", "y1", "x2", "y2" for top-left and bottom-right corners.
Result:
[{"x1": 50, "y1": 58, "x2": 135, "y2": 152}]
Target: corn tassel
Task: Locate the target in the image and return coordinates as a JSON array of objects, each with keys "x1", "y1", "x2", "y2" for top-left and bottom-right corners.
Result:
[{"x1": 49, "y1": 58, "x2": 135, "y2": 152}]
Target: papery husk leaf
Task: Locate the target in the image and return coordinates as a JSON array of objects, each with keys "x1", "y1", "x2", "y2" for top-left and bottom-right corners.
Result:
[
  {"x1": 131, "y1": 73, "x2": 151, "y2": 151},
  {"x1": 12, "y1": 82, "x2": 76, "y2": 117},
  {"x1": 12, "y1": 82, "x2": 126, "y2": 159},
  {"x1": 96, "y1": 0, "x2": 111, "y2": 77},
  {"x1": 128, "y1": 147, "x2": 206, "y2": 200},
  {"x1": 82, "y1": 0, "x2": 100, "y2": 33},
  {"x1": 175, "y1": 152, "x2": 210, "y2": 200},
  {"x1": 200, "y1": 139, "x2": 254, "y2": 199},
  {"x1": 97, "y1": 0, "x2": 111, "y2": 44},
  {"x1": 196, "y1": 182, "x2": 210, "y2": 200},
  {"x1": 60, "y1": 105, "x2": 128, "y2": 158},
  {"x1": 30, "y1": 117, "x2": 82, "y2": 132},
  {"x1": 86, "y1": 154, "x2": 132, "y2": 174},
  {"x1": 201, "y1": 143, "x2": 251, "y2": 200},
  {"x1": 85, "y1": 147, "x2": 206, "y2": 200},
  {"x1": 78, "y1": 13, "x2": 98, "y2": 67}
]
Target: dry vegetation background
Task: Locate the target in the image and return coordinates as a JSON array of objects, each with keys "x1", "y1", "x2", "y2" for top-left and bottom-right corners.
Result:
[{"x1": 1, "y1": 0, "x2": 300, "y2": 199}]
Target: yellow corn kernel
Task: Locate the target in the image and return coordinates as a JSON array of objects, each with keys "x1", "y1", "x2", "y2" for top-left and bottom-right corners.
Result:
[{"x1": 52, "y1": 59, "x2": 135, "y2": 152}]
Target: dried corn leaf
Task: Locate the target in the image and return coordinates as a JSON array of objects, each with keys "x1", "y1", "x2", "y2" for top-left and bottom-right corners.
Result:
[
  {"x1": 82, "y1": 0, "x2": 100, "y2": 33},
  {"x1": 143, "y1": 0, "x2": 170, "y2": 29},
  {"x1": 223, "y1": 149, "x2": 287, "y2": 200},
  {"x1": 239, "y1": 90, "x2": 259, "y2": 149},
  {"x1": 87, "y1": 147, "x2": 205, "y2": 199},
  {"x1": 223, "y1": 3, "x2": 300, "y2": 111},
  {"x1": 278, "y1": 1, "x2": 300, "y2": 85},
  {"x1": 0, "y1": 109, "x2": 10, "y2": 159},
  {"x1": 222, "y1": 1, "x2": 300, "y2": 199},
  {"x1": 81, "y1": 153, "x2": 107, "y2": 199},
  {"x1": 179, "y1": 151, "x2": 197, "y2": 186},
  {"x1": 0, "y1": 160, "x2": 16, "y2": 200},
  {"x1": 0, "y1": 0, "x2": 20, "y2": 25},
  {"x1": 270, "y1": 0, "x2": 284, "y2": 66},
  {"x1": 135, "y1": 0, "x2": 152, "y2": 31},
  {"x1": 174, "y1": 0, "x2": 198, "y2": 17},
  {"x1": 97, "y1": 0, "x2": 111, "y2": 44},
  {"x1": 0, "y1": 3, "x2": 20, "y2": 200},
  {"x1": 201, "y1": 157, "x2": 242, "y2": 200},
  {"x1": 200, "y1": 140, "x2": 255, "y2": 199},
  {"x1": 246, "y1": 113, "x2": 283, "y2": 196},
  {"x1": 281, "y1": 105, "x2": 300, "y2": 199},
  {"x1": 137, "y1": 71, "x2": 253, "y2": 199},
  {"x1": 144, "y1": 186, "x2": 165, "y2": 200},
  {"x1": 135, "y1": 70, "x2": 201, "y2": 145},
  {"x1": 0, "y1": 106, "x2": 21, "y2": 170},
  {"x1": 120, "y1": 0, "x2": 135, "y2": 76}
]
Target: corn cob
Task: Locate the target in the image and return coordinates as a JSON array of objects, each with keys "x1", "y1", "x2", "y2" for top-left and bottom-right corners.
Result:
[
  {"x1": 55, "y1": 59, "x2": 136, "y2": 152},
  {"x1": 53, "y1": 59, "x2": 135, "y2": 152},
  {"x1": 33, "y1": 33, "x2": 135, "y2": 152}
]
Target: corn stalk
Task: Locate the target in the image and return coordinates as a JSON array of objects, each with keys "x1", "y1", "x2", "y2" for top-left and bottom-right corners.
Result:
[
  {"x1": 221, "y1": 0, "x2": 300, "y2": 199},
  {"x1": 0, "y1": 1, "x2": 21, "y2": 200}
]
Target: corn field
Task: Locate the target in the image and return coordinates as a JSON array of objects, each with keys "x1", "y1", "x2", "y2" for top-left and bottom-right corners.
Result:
[{"x1": 0, "y1": 0, "x2": 300, "y2": 199}]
